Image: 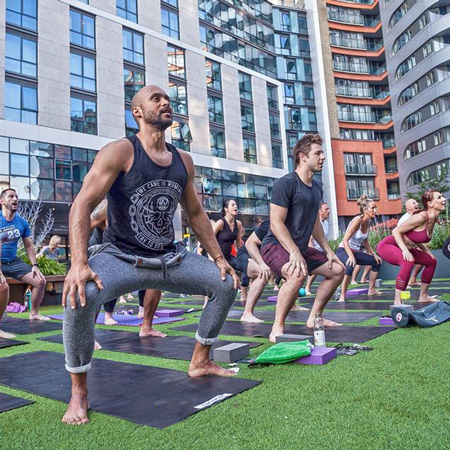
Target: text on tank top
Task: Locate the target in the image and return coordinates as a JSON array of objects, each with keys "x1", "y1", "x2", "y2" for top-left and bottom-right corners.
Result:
[
  {"x1": 103, "y1": 136, "x2": 188, "y2": 257},
  {"x1": 217, "y1": 218, "x2": 238, "y2": 260}
]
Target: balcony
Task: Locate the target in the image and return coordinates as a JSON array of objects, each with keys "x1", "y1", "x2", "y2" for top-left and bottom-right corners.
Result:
[
  {"x1": 328, "y1": 10, "x2": 365, "y2": 25},
  {"x1": 388, "y1": 191, "x2": 401, "y2": 199},
  {"x1": 374, "y1": 113, "x2": 392, "y2": 125},
  {"x1": 347, "y1": 188, "x2": 380, "y2": 200},
  {"x1": 382, "y1": 138, "x2": 395, "y2": 149},
  {"x1": 333, "y1": 61, "x2": 370, "y2": 73},
  {"x1": 337, "y1": 0, "x2": 376, "y2": 4},
  {"x1": 338, "y1": 110, "x2": 375, "y2": 123},
  {"x1": 385, "y1": 164, "x2": 398, "y2": 174},
  {"x1": 331, "y1": 35, "x2": 367, "y2": 50},
  {"x1": 366, "y1": 40, "x2": 383, "y2": 52},
  {"x1": 345, "y1": 164, "x2": 377, "y2": 175},
  {"x1": 335, "y1": 85, "x2": 373, "y2": 98}
]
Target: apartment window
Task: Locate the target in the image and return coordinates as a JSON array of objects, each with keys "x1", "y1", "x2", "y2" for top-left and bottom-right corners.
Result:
[
  {"x1": 70, "y1": 52, "x2": 96, "y2": 92},
  {"x1": 70, "y1": 10, "x2": 95, "y2": 49},
  {"x1": 125, "y1": 106, "x2": 139, "y2": 136},
  {"x1": 123, "y1": 29, "x2": 144, "y2": 65},
  {"x1": 167, "y1": 45, "x2": 185, "y2": 79},
  {"x1": 171, "y1": 120, "x2": 192, "y2": 151},
  {"x1": 5, "y1": 80, "x2": 37, "y2": 124},
  {"x1": 272, "y1": 144, "x2": 283, "y2": 169},
  {"x1": 277, "y1": 34, "x2": 291, "y2": 55},
  {"x1": 269, "y1": 114, "x2": 281, "y2": 140},
  {"x1": 299, "y1": 38, "x2": 310, "y2": 55},
  {"x1": 286, "y1": 107, "x2": 301, "y2": 130},
  {"x1": 284, "y1": 83, "x2": 295, "y2": 105},
  {"x1": 304, "y1": 86, "x2": 314, "y2": 100},
  {"x1": 124, "y1": 67, "x2": 145, "y2": 102},
  {"x1": 161, "y1": 6, "x2": 179, "y2": 39},
  {"x1": 162, "y1": 0, "x2": 178, "y2": 5},
  {"x1": 5, "y1": 32, "x2": 37, "y2": 78},
  {"x1": 6, "y1": 0, "x2": 37, "y2": 31},
  {"x1": 10, "y1": 153, "x2": 29, "y2": 177},
  {"x1": 70, "y1": 95, "x2": 97, "y2": 135},
  {"x1": 281, "y1": 11, "x2": 291, "y2": 32},
  {"x1": 210, "y1": 129, "x2": 226, "y2": 158},
  {"x1": 239, "y1": 73, "x2": 252, "y2": 101},
  {"x1": 267, "y1": 84, "x2": 278, "y2": 110},
  {"x1": 430, "y1": 100, "x2": 441, "y2": 116},
  {"x1": 285, "y1": 59, "x2": 297, "y2": 79},
  {"x1": 117, "y1": 0, "x2": 137, "y2": 23},
  {"x1": 241, "y1": 105, "x2": 255, "y2": 132},
  {"x1": 208, "y1": 95, "x2": 224, "y2": 125},
  {"x1": 206, "y1": 59, "x2": 221, "y2": 91},
  {"x1": 168, "y1": 81, "x2": 188, "y2": 115},
  {"x1": 434, "y1": 131, "x2": 443, "y2": 146},
  {"x1": 243, "y1": 137, "x2": 257, "y2": 164}
]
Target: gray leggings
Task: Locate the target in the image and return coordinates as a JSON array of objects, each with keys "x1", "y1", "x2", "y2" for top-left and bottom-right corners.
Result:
[{"x1": 63, "y1": 246, "x2": 237, "y2": 373}]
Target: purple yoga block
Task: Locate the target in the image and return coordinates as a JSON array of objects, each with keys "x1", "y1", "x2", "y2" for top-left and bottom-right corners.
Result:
[
  {"x1": 156, "y1": 309, "x2": 184, "y2": 317},
  {"x1": 347, "y1": 288, "x2": 368, "y2": 296},
  {"x1": 295, "y1": 347, "x2": 337, "y2": 365},
  {"x1": 267, "y1": 296, "x2": 278, "y2": 303},
  {"x1": 379, "y1": 317, "x2": 395, "y2": 326}
]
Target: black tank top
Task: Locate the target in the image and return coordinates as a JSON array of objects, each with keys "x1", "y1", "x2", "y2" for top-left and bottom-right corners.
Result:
[
  {"x1": 103, "y1": 136, "x2": 188, "y2": 257},
  {"x1": 217, "y1": 218, "x2": 238, "y2": 261}
]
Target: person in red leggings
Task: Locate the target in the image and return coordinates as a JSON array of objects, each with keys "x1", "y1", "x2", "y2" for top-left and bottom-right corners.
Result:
[{"x1": 377, "y1": 190, "x2": 446, "y2": 305}]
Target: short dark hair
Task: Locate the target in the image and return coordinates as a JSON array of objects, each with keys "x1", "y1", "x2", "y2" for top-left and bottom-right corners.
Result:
[
  {"x1": 293, "y1": 134, "x2": 323, "y2": 167},
  {"x1": 0, "y1": 188, "x2": 16, "y2": 199}
]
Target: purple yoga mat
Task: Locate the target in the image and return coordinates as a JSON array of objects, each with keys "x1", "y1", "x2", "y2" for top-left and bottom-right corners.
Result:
[
  {"x1": 267, "y1": 296, "x2": 278, "y2": 303},
  {"x1": 347, "y1": 288, "x2": 368, "y2": 296},
  {"x1": 156, "y1": 309, "x2": 184, "y2": 317},
  {"x1": 49, "y1": 314, "x2": 185, "y2": 327}
]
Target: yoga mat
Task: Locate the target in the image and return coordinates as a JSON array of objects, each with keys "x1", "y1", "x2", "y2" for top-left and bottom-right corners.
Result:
[
  {"x1": 0, "y1": 392, "x2": 34, "y2": 413},
  {"x1": 173, "y1": 300, "x2": 264, "y2": 309},
  {"x1": 0, "y1": 351, "x2": 261, "y2": 428},
  {"x1": 172, "y1": 322, "x2": 397, "y2": 343},
  {"x1": 0, "y1": 338, "x2": 29, "y2": 349},
  {"x1": 227, "y1": 310, "x2": 379, "y2": 323},
  {"x1": 300, "y1": 301, "x2": 434, "y2": 310},
  {"x1": 38, "y1": 330, "x2": 261, "y2": 361},
  {"x1": 49, "y1": 314, "x2": 185, "y2": 327},
  {"x1": 114, "y1": 306, "x2": 201, "y2": 315},
  {"x1": 1, "y1": 317, "x2": 62, "y2": 335}
]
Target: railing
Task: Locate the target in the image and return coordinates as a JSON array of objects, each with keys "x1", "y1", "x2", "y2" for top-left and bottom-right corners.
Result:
[
  {"x1": 338, "y1": 110, "x2": 375, "y2": 123},
  {"x1": 345, "y1": 164, "x2": 377, "y2": 175},
  {"x1": 347, "y1": 188, "x2": 380, "y2": 200},
  {"x1": 385, "y1": 164, "x2": 398, "y2": 174},
  {"x1": 335, "y1": 86, "x2": 372, "y2": 98},
  {"x1": 333, "y1": 61, "x2": 370, "y2": 73},
  {"x1": 372, "y1": 89, "x2": 390, "y2": 100},
  {"x1": 367, "y1": 40, "x2": 383, "y2": 51},
  {"x1": 328, "y1": 10, "x2": 365, "y2": 25},
  {"x1": 339, "y1": 0, "x2": 376, "y2": 4},
  {"x1": 330, "y1": 35, "x2": 367, "y2": 50},
  {"x1": 364, "y1": 17, "x2": 381, "y2": 27},
  {"x1": 374, "y1": 113, "x2": 392, "y2": 125},
  {"x1": 370, "y1": 64, "x2": 387, "y2": 75},
  {"x1": 388, "y1": 192, "x2": 401, "y2": 199},
  {"x1": 382, "y1": 138, "x2": 395, "y2": 149}
]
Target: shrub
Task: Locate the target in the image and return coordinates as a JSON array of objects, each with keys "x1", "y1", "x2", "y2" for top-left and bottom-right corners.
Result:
[{"x1": 20, "y1": 254, "x2": 67, "y2": 276}]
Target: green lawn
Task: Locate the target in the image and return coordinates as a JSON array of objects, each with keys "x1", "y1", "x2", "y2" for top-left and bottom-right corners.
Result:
[{"x1": 1, "y1": 290, "x2": 450, "y2": 450}]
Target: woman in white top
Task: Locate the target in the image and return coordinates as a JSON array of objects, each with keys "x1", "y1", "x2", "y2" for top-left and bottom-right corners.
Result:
[{"x1": 336, "y1": 195, "x2": 382, "y2": 302}]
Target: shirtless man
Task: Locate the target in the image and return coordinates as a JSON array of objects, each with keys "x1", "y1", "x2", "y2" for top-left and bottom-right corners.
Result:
[
  {"x1": 62, "y1": 85, "x2": 239, "y2": 425},
  {"x1": 260, "y1": 134, "x2": 345, "y2": 342}
]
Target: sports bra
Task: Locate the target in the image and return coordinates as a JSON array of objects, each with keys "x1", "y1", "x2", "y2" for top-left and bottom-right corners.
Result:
[{"x1": 404, "y1": 212, "x2": 431, "y2": 244}]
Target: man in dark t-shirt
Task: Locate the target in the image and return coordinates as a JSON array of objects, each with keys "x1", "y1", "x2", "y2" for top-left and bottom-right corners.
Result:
[{"x1": 261, "y1": 134, "x2": 345, "y2": 342}]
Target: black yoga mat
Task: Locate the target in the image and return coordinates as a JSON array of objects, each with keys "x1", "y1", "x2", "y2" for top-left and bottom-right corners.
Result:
[
  {"x1": 227, "y1": 310, "x2": 379, "y2": 323},
  {"x1": 172, "y1": 322, "x2": 397, "y2": 343},
  {"x1": 173, "y1": 300, "x2": 264, "y2": 309},
  {"x1": 300, "y1": 301, "x2": 433, "y2": 310},
  {"x1": 0, "y1": 392, "x2": 34, "y2": 413},
  {"x1": 0, "y1": 351, "x2": 260, "y2": 428},
  {"x1": 0, "y1": 338, "x2": 29, "y2": 349},
  {"x1": 1, "y1": 317, "x2": 62, "y2": 335},
  {"x1": 38, "y1": 330, "x2": 261, "y2": 361}
]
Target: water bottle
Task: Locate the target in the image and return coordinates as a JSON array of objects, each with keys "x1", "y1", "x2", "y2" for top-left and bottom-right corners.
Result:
[
  {"x1": 334, "y1": 286, "x2": 341, "y2": 301},
  {"x1": 25, "y1": 291, "x2": 32, "y2": 311},
  {"x1": 314, "y1": 313, "x2": 326, "y2": 347}
]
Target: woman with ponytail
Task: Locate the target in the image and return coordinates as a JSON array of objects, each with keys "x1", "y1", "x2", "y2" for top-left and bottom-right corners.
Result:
[
  {"x1": 336, "y1": 195, "x2": 382, "y2": 302},
  {"x1": 378, "y1": 190, "x2": 445, "y2": 304}
]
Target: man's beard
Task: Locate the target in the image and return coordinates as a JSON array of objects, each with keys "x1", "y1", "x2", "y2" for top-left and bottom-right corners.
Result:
[{"x1": 143, "y1": 109, "x2": 173, "y2": 131}]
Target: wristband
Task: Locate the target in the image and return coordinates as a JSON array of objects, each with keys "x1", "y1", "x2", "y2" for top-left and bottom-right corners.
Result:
[{"x1": 32, "y1": 263, "x2": 38, "y2": 267}]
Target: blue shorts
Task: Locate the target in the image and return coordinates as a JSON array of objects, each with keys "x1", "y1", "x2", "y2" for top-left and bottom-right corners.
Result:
[{"x1": 1, "y1": 258, "x2": 32, "y2": 280}]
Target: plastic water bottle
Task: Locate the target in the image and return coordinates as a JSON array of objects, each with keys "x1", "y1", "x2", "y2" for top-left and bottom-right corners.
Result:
[
  {"x1": 314, "y1": 313, "x2": 326, "y2": 347},
  {"x1": 334, "y1": 286, "x2": 341, "y2": 301},
  {"x1": 25, "y1": 291, "x2": 32, "y2": 311}
]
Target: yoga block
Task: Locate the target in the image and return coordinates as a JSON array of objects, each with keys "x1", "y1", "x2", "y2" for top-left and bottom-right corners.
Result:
[
  {"x1": 296, "y1": 347, "x2": 337, "y2": 365},
  {"x1": 275, "y1": 334, "x2": 314, "y2": 345},
  {"x1": 347, "y1": 288, "x2": 368, "y2": 296},
  {"x1": 213, "y1": 343, "x2": 250, "y2": 363},
  {"x1": 390, "y1": 304, "x2": 414, "y2": 312},
  {"x1": 379, "y1": 317, "x2": 395, "y2": 326},
  {"x1": 156, "y1": 309, "x2": 184, "y2": 317},
  {"x1": 267, "y1": 296, "x2": 278, "y2": 303},
  {"x1": 375, "y1": 279, "x2": 383, "y2": 288}
]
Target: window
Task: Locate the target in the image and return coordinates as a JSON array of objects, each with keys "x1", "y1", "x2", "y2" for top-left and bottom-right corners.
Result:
[
  {"x1": 70, "y1": 10, "x2": 95, "y2": 49},
  {"x1": 239, "y1": 73, "x2": 252, "y2": 101},
  {"x1": 210, "y1": 129, "x2": 226, "y2": 158},
  {"x1": 161, "y1": 6, "x2": 179, "y2": 39},
  {"x1": 162, "y1": 0, "x2": 178, "y2": 5},
  {"x1": 5, "y1": 80, "x2": 37, "y2": 124},
  {"x1": 55, "y1": 160, "x2": 72, "y2": 181},
  {"x1": 6, "y1": 0, "x2": 37, "y2": 31},
  {"x1": 401, "y1": 112, "x2": 422, "y2": 133},
  {"x1": 125, "y1": 107, "x2": 139, "y2": 136},
  {"x1": 208, "y1": 95, "x2": 224, "y2": 124},
  {"x1": 168, "y1": 81, "x2": 188, "y2": 115},
  {"x1": 434, "y1": 131, "x2": 443, "y2": 146},
  {"x1": 277, "y1": 33, "x2": 291, "y2": 55},
  {"x1": 71, "y1": 96, "x2": 97, "y2": 135},
  {"x1": 272, "y1": 144, "x2": 283, "y2": 169},
  {"x1": 285, "y1": 59, "x2": 297, "y2": 79},
  {"x1": 241, "y1": 105, "x2": 255, "y2": 132},
  {"x1": 243, "y1": 137, "x2": 257, "y2": 164},
  {"x1": 171, "y1": 121, "x2": 192, "y2": 151},
  {"x1": 10, "y1": 154, "x2": 29, "y2": 176},
  {"x1": 269, "y1": 114, "x2": 281, "y2": 140},
  {"x1": 123, "y1": 29, "x2": 144, "y2": 65},
  {"x1": 117, "y1": 0, "x2": 137, "y2": 23},
  {"x1": 5, "y1": 32, "x2": 37, "y2": 78},
  {"x1": 281, "y1": 11, "x2": 291, "y2": 31},
  {"x1": 124, "y1": 67, "x2": 145, "y2": 101},
  {"x1": 206, "y1": 59, "x2": 221, "y2": 91},
  {"x1": 167, "y1": 45, "x2": 185, "y2": 78},
  {"x1": 70, "y1": 52, "x2": 96, "y2": 92},
  {"x1": 267, "y1": 84, "x2": 278, "y2": 110}
]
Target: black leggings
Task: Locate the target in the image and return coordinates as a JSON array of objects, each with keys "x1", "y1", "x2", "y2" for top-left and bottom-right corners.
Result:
[
  {"x1": 336, "y1": 248, "x2": 381, "y2": 277},
  {"x1": 442, "y1": 236, "x2": 450, "y2": 260},
  {"x1": 138, "y1": 290, "x2": 146, "y2": 307},
  {"x1": 103, "y1": 298, "x2": 117, "y2": 314}
]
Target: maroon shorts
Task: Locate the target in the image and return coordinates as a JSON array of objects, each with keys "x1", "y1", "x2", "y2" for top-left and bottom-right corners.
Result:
[{"x1": 261, "y1": 243, "x2": 328, "y2": 278}]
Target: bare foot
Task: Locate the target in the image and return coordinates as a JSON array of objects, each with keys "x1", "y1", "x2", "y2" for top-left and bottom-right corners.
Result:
[
  {"x1": 273, "y1": 285, "x2": 279, "y2": 292},
  {"x1": 305, "y1": 290, "x2": 312, "y2": 296},
  {"x1": 127, "y1": 293, "x2": 134, "y2": 300},
  {"x1": 139, "y1": 327, "x2": 167, "y2": 338},
  {"x1": 269, "y1": 327, "x2": 284, "y2": 343},
  {"x1": 29, "y1": 313, "x2": 51, "y2": 321},
  {"x1": 408, "y1": 280, "x2": 420, "y2": 287},
  {"x1": 118, "y1": 296, "x2": 127, "y2": 304},
  {"x1": 240, "y1": 313, "x2": 264, "y2": 323},
  {"x1": 104, "y1": 315, "x2": 118, "y2": 326},
  {"x1": 62, "y1": 393, "x2": 89, "y2": 425},
  {"x1": 368, "y1": 289, "x2": 382, "y2": 296},
  {"x1": 418, "y1": 296, "x2": 439, "y2": 303},
  {"x1": 94, "y1": 340, "x2": 102, "y2": 350},
  {"x1": 0, "y1": 329, "x2": 16, "y2": 339},
  {"x1": 351, "y1": 280, "x2": 359, "y2": 285},
  {"x1": 360, "y1": 279, "x2": 368, "y2": 283},
  {"x1": 337, "y1": 297, "x2": 346, "y2": 303},
  {"x1": 189, "y1": 361, "x2": 236, "y2": 377},
  {"x1": 306, "y1": 318, "x2": 343, "y2": 328},
  {"x1": 291, "y1": 305, "x2": 309, "y2": 311}
]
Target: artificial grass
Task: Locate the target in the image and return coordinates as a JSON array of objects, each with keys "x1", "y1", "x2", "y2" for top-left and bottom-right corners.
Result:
[{"x1": 1, "y1": 291, "x2": 450, "y2": 450}]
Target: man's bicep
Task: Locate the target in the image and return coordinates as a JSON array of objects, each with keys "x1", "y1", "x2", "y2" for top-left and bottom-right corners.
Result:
[{"x1": 270, "y1": 204, "x2": 288, "y2": 224}]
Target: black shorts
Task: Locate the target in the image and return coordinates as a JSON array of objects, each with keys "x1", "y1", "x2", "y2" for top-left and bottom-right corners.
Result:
[{"x1": 234, "y1": 247, "x2": 250, "y2": 275}]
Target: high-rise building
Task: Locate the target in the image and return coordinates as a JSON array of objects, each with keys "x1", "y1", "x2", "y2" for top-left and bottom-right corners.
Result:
[{"x1": 380, "y1": 1, "x2": 450, "y2": 196}]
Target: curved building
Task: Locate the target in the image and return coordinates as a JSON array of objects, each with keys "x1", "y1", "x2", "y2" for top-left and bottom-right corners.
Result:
[{"x1": 380, "y1": 0, "x2": 450, "y2": 195}]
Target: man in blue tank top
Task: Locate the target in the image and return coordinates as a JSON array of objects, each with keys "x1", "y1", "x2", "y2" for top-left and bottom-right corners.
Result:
[
  {"x1": 0, "y1": 188, "x2": 48, "y2": 337},
  {"x1": 61, "y1": 85, "x2": 240, "y2": 425}
]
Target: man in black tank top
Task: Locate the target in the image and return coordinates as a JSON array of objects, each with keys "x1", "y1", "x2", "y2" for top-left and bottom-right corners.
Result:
[{"x1": 61, "y1": 85, "x2": 240, "y2": 425}]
